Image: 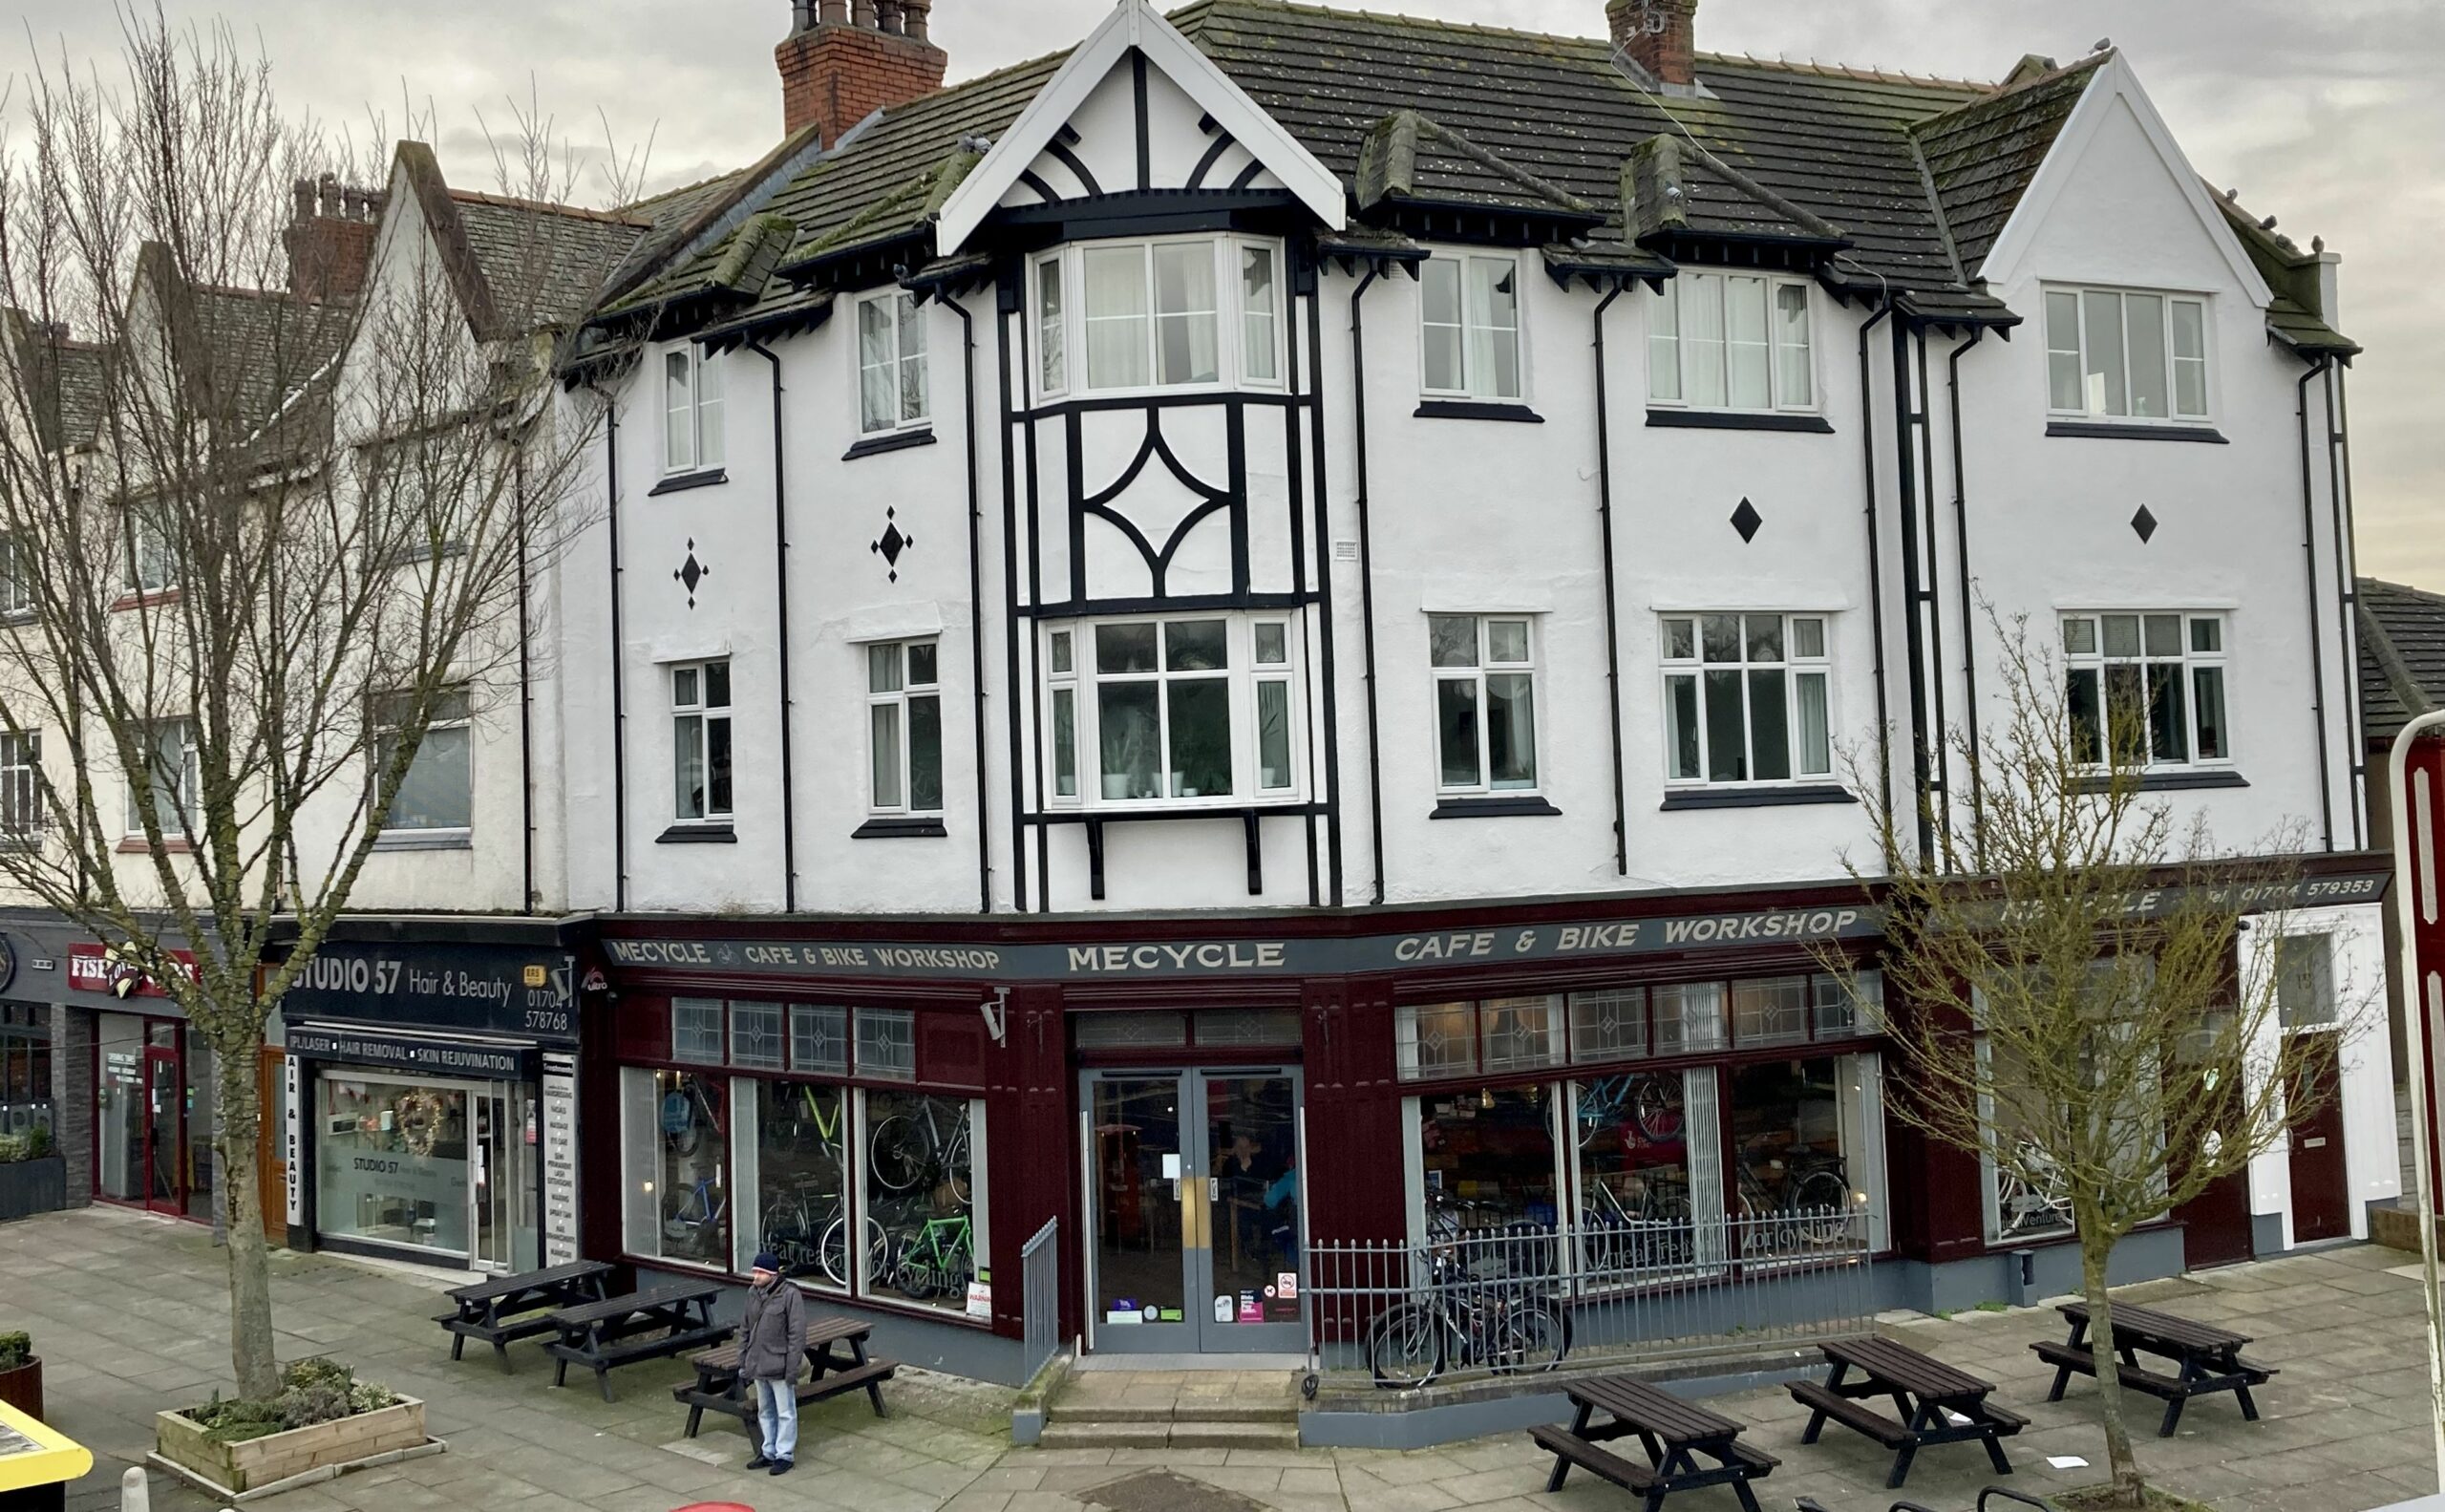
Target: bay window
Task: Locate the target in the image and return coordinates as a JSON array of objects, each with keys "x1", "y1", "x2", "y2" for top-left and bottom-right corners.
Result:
[
  {"x1": 856, "y1": 291, "x2": 928, "y2": 436},
  {"x1": 1420, "y1": 253, "x2": 1522, "y2": 401},
  {"x1": 1649, "y1": 271, "x2": 1814, "y2": 412},
  {"x1": 1662, "y1": 613, "x2": 1832, "y2": 785},
  {"x1": 1039, "y1": 237, "x2": 1280, "y2": 395},
  {"x1": 2062, "y1": 612, "x2": 2230, "y2": 769},
  {"x1": 1045, "y1": 614, "x2": 1300, "y2": 806},
  {"x1": 671, "y1": 660, "x2": 733, "y2": 822},
  {"x1": 1431, "y1": 615, "x2": 1539, "y2": 793},
  {"x1": 2046, "y1": 286, "x2": 2210, "y2": 423},
  {"x1": 866, "y1": 640, "x2": 942, "y2": 815},
  {"x1": 662, "y1": 345, "x2": 724, "y2": 474}
]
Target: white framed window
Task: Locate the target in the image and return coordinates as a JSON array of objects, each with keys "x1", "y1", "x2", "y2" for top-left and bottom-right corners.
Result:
[
  {"x1": 1045, "y1": 614, "x2": 1301, "y2": 807},
  {"x1": 1430, "y1": 615, "x2": 1538, "y2": 794},
  {"x1": 1648, "y1": 272, "x2": 1815, "y2": 412},
  {"x1": 1238, "y1": 242, "x2": 1282, "y2": 387},
  {"x1": 2044, "y1": 287, "x2": 2210, "y2": 423},
  {"x1": 1035, "y1": 255, "x2": 1067, "y2": 396},
  {"x1": 123, "y1": 718, "x2": 198, "y2": 835},
  {"x1": 0, "y1": 535, "x2": 33, "y2": 616},
  {"x1": 1419, "y1": 253, "x2": 1522, "y2": 401},
  {"x1": 671, "y1": 659, "x2": 734, "y2": 821},
  {"x1": 661, "y1": 345, "x2": 725, "y2": 475},
  {"x1": 124, "y1": 515, "x2": 175, "y2": 595},
  {"x1": 0, "y1": 731, "x2": 40, "y2": 836},
  {"x1": 866, "y1": 639, "x2": 942, "y2": 814},
  {"x1": 856, "y1": 291, "x2": 929, "y2": 436},
  {"x1": 1661, "y1": 613, "x2": 1833, "y2": 785},
  {"x1": 1035, "y1": 236, "x2": 1283, "y2": 398},
  {"x1": 2061, "y1": 612, "x2": 2230, "y2": 770},
  {"x1": 374, "y1": 689, "x2": 472, "y2": 832}
]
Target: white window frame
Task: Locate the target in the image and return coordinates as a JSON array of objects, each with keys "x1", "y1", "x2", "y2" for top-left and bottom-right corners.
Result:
[
  {"x1": 671, "y1": 659, "x2": 734, "y2": 822},
  {"x1": 2060, "y1": 611, "x2": 2233, "y2": 772},
  {"x1": 864, "y1": 638, "x2": 943, "y2": 816},
  {"x1": 1417, "y1": 251, "x2": 1525, "y2": 403},
  {"x1": 854, "y1": 290, "x2": 930, "y2": 437},
  {"x1": 1031, "y1": 235, "x2": 1284, "y2": 400},
  {"x1": 2043, "y1": 285, "x2": 2212, "y2": 425},
  {"x1": 373, "y1": 688, "x2": 473, "y2": 834},
  {"x1": 0, "y1": 535, "x2": 32, "y2": 617},
  {"x1": 124, "y1": 514, "x2": 175, "y2": 595},
  {"x1": 1429, "y1": 614, "x2": 1541, "y2": 796},
  {"x1": 662, "y1": 344, "x2": 725, "y2": 475},
  {"x1": 1648, "y1": 270, "x2": 1818, "y2": 414},
  {"x1": 1660, "y1": 613, "x2": 1835, "y2": 787},
  {"x1": 123, "y1": 718, "x2": 198, "y2": 836},
  {"x1": 0, "y1": 730, "x2": 40, "y2": 837},
  {"x1": 1043, "y1": 614, "x2": 1304, "y2": 810}
]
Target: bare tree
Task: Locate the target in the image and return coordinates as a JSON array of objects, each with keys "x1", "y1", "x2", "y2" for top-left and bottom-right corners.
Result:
[
  {"x1": 0, "y1": 10, "x2": 618, "y2": 1398},
  {"x1": 1848, "y1": 614, "x2": 2359, "y2": 1509}
]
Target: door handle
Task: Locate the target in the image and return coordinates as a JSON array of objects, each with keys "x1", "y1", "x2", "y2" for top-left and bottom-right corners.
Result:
[{"x1": 1209, "y1": 1178, "x2": 1219, "y2": 1201}]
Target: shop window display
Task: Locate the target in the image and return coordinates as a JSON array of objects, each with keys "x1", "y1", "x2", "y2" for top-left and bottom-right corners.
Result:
[
  {"x1": 316, "y1": 1076, "x2": 470, "y2": 1255},
  {"x1": 862, "y1": 1090, "x2": 983, "y2": 1312},
  {"x1": 1414, "y1": 1085, "x2": 1557, "y2": 1233},
  {"x1": 1573, "y1": 1068, "x2": 1727, "y2": 1274},
  {"x1": 1727, "y1": 1055, "x2": 1883, "y2": 1251},
  {"x1": 737, "y1": 1079, "x2": 864, "y2": 1289},
  {"x1": 622, "y1": 1068, "x2": 730, "y2": 1267}
]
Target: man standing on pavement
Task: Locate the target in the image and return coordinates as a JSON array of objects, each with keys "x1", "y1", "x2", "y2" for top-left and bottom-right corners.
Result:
[{"x1": 741, "y1": 1250, "x2": 805, "y2": 1476}]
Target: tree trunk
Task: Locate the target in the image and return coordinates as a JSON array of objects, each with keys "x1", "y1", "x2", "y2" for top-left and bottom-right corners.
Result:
[
  {"x1": 215, "y1": 1025, "x2": 280, "y2": 1400},
  {"x1": 2081, "y1": 1238, "x2": 2145, "y2": 1507}
]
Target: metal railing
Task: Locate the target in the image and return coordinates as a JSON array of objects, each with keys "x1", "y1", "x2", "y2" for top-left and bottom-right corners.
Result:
[
  {"x1": 1307, "y1": 1206, "x2": 1875, "y2": 1391},
  {"x1": 1019, "y1": 1216, "x2": 1063, "y2": 1382}
]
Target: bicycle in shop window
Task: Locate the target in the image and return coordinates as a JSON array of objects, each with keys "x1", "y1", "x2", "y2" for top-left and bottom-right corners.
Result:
[
  {"x1": 869, "y1": 1097, "x2": 973, "y2": 1204},
  {"x1": 1576, "y1": 1071, "x2": 1686, "y2": 1147},
  {"x1": 662, "y1": 1171, "x2": 729, "y2": 1262},
  {"x1": 1366, "y1": 1195, "x2": 1570, "y2": 1389},
  {"x1": 1733, "y1": 1132, "x2": 1853, "y2": 1254},
  {"x1": 660, "y1": 1077, "x2": 724, "y2": 1157},
  {"x1": 757, "y1": 1181, "x2": 888, "y2": 1289},
  {"x1": 1992, "y1": 1139, "x2": 2074, "y2": 1240},
  {"x1": 1580, "y1": 1170, "x2": 1698, "y2": 1275}
]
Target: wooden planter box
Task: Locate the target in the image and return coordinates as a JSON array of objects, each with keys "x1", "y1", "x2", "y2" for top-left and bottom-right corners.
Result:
[
  {"x1": 0, "y1": 1357, "x2": 40, "y2": 1421},
  {"x1": 0, "y1": 1156, "x2": 65, "y2": 1221},
  {"x1": 156, "y1": 1396, "x2": 425, "y2": 1495}
]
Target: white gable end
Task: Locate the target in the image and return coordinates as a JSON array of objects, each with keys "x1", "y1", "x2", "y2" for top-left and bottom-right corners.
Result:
[{"x1": 941, "y1": 0, "x2": 1341, "y2": 251}]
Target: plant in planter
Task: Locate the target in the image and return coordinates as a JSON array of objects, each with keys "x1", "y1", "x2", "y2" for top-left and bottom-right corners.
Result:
[
  {"x1": 0, "y1": 1331, "x2": 41, "y2": 1421},
  {"x1": 156, "y1": 1357, "x2": 427, "y2": 1496}
]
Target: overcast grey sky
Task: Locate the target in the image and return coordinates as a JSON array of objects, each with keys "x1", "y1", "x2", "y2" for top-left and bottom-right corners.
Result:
[{"x1": 13, "y1": 0, "x2": 2438, "y2": 585}]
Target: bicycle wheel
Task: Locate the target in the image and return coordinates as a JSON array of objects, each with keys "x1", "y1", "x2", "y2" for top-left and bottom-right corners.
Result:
[
  {"x1": 1490, "y1": 1299, "x2": 1569, "y2": 1375},
  {"x1": 1789, "y1": 1170, "x2": 1852, "y2": 1245},
  {"x1": 869, "y1": 1117, "x2": 924, "y2": 1192},
  {"x1": 1630, "y1": 1075, "x2": 1684, "y2": 1142},
  {"x1": 1365, "y1": 1304, "x2": 1455, "y2": 1390}
]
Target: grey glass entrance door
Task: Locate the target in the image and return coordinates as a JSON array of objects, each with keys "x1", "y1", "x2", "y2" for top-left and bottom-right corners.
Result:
[{"x1": 1083, "y1": 1068, "x2": 1304, "y2": 1354}]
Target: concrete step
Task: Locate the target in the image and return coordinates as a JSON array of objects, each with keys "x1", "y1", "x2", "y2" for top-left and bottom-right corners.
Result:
[
  {"x1": 1037, "y1": 1420, "x2": 1172, "y2": 1450},
  {"x1": 1035, "y1": 1418, "x2": 1301, "y2": 1451},
  {"x1": 1166, "y1": 1419, "x2": 1301, "y2": 1450}
]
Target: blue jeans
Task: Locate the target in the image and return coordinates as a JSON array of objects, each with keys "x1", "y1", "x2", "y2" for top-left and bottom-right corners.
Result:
[{"x1": 755, "y1": 1376, "x2": 797, "y2": 1462}]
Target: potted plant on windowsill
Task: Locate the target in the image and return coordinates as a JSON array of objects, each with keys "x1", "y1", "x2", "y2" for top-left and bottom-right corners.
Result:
[{"x1": 0, "y1": 1331, "x2": 40, "y2": 1420}]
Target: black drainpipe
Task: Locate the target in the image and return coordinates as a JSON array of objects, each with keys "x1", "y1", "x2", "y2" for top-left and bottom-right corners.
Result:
[
  {"x1": 1590, "y1": 283, "x2": 1628, "y2": 878},
  {"x1": 1347, "y1": 267, "x2": 1385, "y2": 905},
  {"x1": 594, "y1": 381, "x2": 628, "y2": 912},
  {"x1": 515, "y1": 445, "x2": 535, "y2": 913},
  {"x1": 1945, "y1": 328, "x2": 1986, "y2": 870},
  {"x1": 1913, "y1": 330, "x2": 1948, "y2": 864},
  {"x1": 2296, "y1": 356, "x2": 2336, "y2": 852},
  {"x1": 1888, "y1": 318, "x2": 1936, "y2": 868},
  {"x1": 745, "y1": 338, "x2": 798, "y2": 912},
  {"x1": 949, "y1": 296, "x2": 991, "y2": 912},
  {"x1": 2326, "y1": 362, "x2": 2364, "y2": 850},
  {"x1": 1856, "y1": 301, "x2": 1896, "y2": 849}
]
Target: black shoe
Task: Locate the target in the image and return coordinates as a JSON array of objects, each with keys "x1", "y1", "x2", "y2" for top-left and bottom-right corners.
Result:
[
  {"x1": 769, "y1": 1459, "x2": 794, "y2": 1477},
  {"x1": 745, "y1": 1455, "x2": 771, "y2": 1471}
]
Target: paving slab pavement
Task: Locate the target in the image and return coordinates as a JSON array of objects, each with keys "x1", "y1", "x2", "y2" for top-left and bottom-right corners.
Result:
[{"x1": 4, "y1": 1205, "x2": 2434, "y2": 1511}]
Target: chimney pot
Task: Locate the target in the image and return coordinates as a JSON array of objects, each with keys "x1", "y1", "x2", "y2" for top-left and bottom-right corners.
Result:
[
  {"x1": 1608, "y1": 0, "x2": 1699, "y2": 88},
  {"x1": 851, "y1": 0, "x2": 876, "y2": 26},
  {"x1": 819, "y1": 0, "x2": 846, "y2": 21},
  {"x1": 779, "y1": 0, "x2": 948, "y2": 144},
  {"x1": 877, "y1": 0, "x2": 904, "y2": 36},
  {"x1": 902, "y1": 0, "x2": 930, "y2": 42},
  {"x1": 293, "y1": 178, "x2": 316, "y2": 219}
]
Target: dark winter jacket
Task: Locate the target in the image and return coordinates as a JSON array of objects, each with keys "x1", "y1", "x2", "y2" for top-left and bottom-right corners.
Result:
[{"x1": 739, "y1": 1276, "x2": 805, "y2": 1383}]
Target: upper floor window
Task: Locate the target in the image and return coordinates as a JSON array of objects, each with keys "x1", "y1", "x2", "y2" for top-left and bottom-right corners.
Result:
[
  {"x1": 2045, "y1": 287, "x2": 2209, "y2": 423},
  {"x1": 2062, "y1": 612, "x2": 2229, "y2": 769},
  {"x1": 1661, "y1": 614, "x2": 1832, "y2": 785},
  {"x1": 856, "y1": 291, "x2": 929, "y2": 436},
  {"x1": 1420, "y1": 254, "x2": 1521, "y2": 402},
  {"x1": 1430, "y1": 615, "x2": 1538, "y2": 794},
  {"x1": 124, "y1": 515, "x2": 175, "y2": 596},
  {"x1": 0, "y1": 536, "x2": 32, "y2": 617},
  {"x1": 1035, "y1": 237, "x2": 1283, "y2": 398},
  {"x1": 866, "y1": 639, "x2": 942, "y2": 815},
  {"x1": 374, "y1": 690, "x2": 472, "y2": 832},
  {"x1": 1045, "y1": 614, "x2": 1300, "y2": 806},
  {"x1": 0, "y1": 731, "x2": 41, "y2": 837},
  {"x1": 124, "y1": 718, "x2": 197, "y2": 836},
  {"x1": 662, "y1": 346, "x2": 725, "y2": 475},
  {"x1": 1649, "y1": 272, "x2": 1815, "y2": 413},
  {"x1": 671, "y1": 659, "x2": 733, "y2": 822}
]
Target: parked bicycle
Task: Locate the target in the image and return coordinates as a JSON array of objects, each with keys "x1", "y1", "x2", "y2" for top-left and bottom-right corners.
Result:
[
  {"x1": 1734, "y1": 1136, "x2": 1853, "y2": 1251},
  {"x1": 1580, "y1": 1170, "x2": 1695, "y2": 1273},
  {"x1": 886, "y1": 1213, "x2": 975, "y2": 1301},
  {"x1": 1366, "y1": 1198, "x2": 1570, "y2": 1387},
  {"x1": 1576, "y1": 1072, "x2": 1685, "y2": 1147},
  {"x1": 870, "y1": 1096, "x2": 972, "y2": 1204},
  {"x1": 662, "y1": 1173, "x2": 727, "y2": 1258}
]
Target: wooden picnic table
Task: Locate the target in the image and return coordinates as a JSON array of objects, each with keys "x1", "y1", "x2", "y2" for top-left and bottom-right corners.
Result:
[
  {"x1": 1530, "y1": 1375, "x2": 1777, "y2": 1512},
  {"x1": 2032, "y1": 1300, "x2": 2275, "y2": 1437},
  {"x1": 1789, "y1": 1334, "x2": 2027, "y2": 1488},
  {"x1": 672, "y1": 1315, "x2": 899, "y2": 1440},
  {"x1": 432, "y1": 1260, "x2": 615, "y2": 1372},
  {"x1": 544, "y1": 1282, "x2": 733, "y2": 1402}
]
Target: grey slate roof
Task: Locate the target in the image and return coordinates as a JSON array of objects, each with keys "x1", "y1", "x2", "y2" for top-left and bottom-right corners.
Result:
[
  {"x1": 451, "y1": 195, "x2": 648, "y2": 329},
  {"x1": 2359, "y1": 578, "x2": 2445, "y2": 744},
  {"x1": 1911, "y1": 53, "x2": 2105, "y2": 276}
]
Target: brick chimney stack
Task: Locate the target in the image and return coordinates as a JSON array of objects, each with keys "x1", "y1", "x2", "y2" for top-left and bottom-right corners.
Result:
[
  {"x1": 778, "y1": 0, "x2": 948, "y2": 147},
  {"x1": 285, "y1": 173, "x2": 385, "y2": 302},
  {"x1": 1607, "y1": 0, "x2": 1699, "y2": 88}
]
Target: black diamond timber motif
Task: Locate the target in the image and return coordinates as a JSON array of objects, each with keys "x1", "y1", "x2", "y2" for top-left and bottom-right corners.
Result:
[
  {"x1": 2131, "y1": 504, "x2": 2158, "y2": 543},
  {"x1": 1730, "y1": 497, "x2": 1763, "y2": 543},
  {"x1": 871, "y1": 507, "x2": 914, "y2": 583},
  {"x1": 673, "y1": 539, "x2": 709, "y2": 608}
]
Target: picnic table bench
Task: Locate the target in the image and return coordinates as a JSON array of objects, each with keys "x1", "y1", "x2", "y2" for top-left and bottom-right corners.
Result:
[
  {"x1": 1789, "y1": 1334, "x2": 2027, "y2": 1488},
  {"x1": 1531, "y1": 1374, "x2": 1777, "y2": 1512},
  {"x1": 2031, "y1": 1299, "x2": 2275, "y2": 1437},
  {"x1": 672, "y1": 1315, "x2": 898, "y2": 1439},
  {"x1": 544, "y1": 1282, "x2": 732, "y2": 1402},
  {"x1": 432, "y1": 1260, "x2": 615, "y2": 1372}
]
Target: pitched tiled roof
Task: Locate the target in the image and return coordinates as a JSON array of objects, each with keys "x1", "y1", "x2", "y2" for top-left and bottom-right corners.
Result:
[
  {"x1": 183, "y1": 283, "x2": 351, "y2": 435},
  {"x1": 1910, "y1": 53, "x2": 2105, "y2": 277},
  {"x1": 11, "y1": 327, "x2": 109, "y2": 452},
  {"x1": 450, "y1": 195, "x2": 648, "y2": 329},
  {"x1": 2359, "y1": 578, "x2": 2445, "y2": 744}
]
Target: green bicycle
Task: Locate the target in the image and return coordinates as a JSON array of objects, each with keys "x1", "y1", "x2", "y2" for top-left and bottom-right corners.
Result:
[{"x1": 888, "y1": 1214, "x2": 973, "y2": 1301}]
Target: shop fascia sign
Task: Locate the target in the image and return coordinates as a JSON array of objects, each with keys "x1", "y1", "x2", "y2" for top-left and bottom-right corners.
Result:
[
  {"x1": 1970, "y1": 870, "x2": 2390, "y2": 927},
  {"x1": 67, "y1": 942, "x2": 199, "y2": 998},
  {"x1": 280, "y1": 943, "x2": 580, "y2": 1046},
  {"x1": 601, "y1": 902, "x2": 1885, "y2": 984}
]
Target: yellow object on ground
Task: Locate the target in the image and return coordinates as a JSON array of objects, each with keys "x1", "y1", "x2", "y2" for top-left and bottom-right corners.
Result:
[{"x1": 0, "y1": 1398, "x2": 91, "y2": 1492}]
